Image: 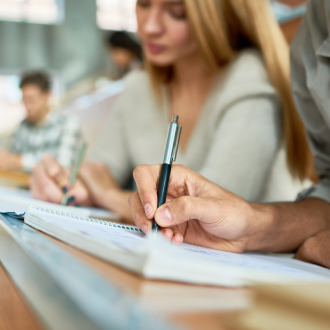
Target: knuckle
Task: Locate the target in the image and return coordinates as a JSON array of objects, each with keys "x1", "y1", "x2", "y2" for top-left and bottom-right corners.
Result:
[
  {"x1": 133, "y1": 165, "x2": 147, "y2": 180},
  {"x1": 176, "y1": 164, "x2": 188, "y2": 172},
  {"x1": 32, "y1": 162, "x2": 41, "y2": 174},
  {"x1": 179, "y1": 196, "x2": 193, "y2": 215}
]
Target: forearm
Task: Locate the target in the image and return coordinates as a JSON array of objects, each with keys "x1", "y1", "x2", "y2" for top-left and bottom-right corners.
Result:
[
  {"x1": 5, "y1": 153, "x2": 23, "y2": 171},
  {"x1": 101, "y1": 189, "x2": 134, "y2": 222},
  {"x1": 246, "y1": 198, "x2": 330, "y2": 253}
]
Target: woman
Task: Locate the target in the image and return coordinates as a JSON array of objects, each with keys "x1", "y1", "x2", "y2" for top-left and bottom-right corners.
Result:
[{"x1": 30, "y1": 0, "x2": 311, "y2": 221}]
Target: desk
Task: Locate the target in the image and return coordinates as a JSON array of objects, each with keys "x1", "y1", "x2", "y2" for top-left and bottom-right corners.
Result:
[
  {"x1": 0, "y1": 169, "x2": 30, "y2": 189},
  {"x1": 0, "y1": 215, "x2": 252, "y2": 330}
]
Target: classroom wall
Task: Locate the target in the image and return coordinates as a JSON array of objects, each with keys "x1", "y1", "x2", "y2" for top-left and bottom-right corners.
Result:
[{"x1": 0, "y1": 0, "x2": 108, "y2": 89}]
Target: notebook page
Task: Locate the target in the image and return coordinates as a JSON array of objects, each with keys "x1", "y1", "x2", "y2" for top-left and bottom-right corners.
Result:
[
  {"x1": 179, "y1": 243, "x2": 330, "y2": 282},
  {"x1": 24, "y1": 206, "x2": 330, "y2": 285},
  {"x1": 0, "y1": 202, "x2": 26, "y2": 215},
  {"x1": 29, "y1": 210, "x2": 144, "y2": 251},
  {"x1": 0, "y1": 186, "x2": 116, "y2": 219}
]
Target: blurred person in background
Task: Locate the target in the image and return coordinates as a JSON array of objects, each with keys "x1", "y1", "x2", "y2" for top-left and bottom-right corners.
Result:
[
  {"x1": 0, "y1": 72, "x2": 82, "y2": 173},
  {"x1": 107, "y1": 31, "x2": 143, "y2": 80},
  {"x1": 61, "y1": 31, "x2": 143, "y2": 103},
  {"x1": 30, "y1": 0, "x2": 311, "y2": 222}
]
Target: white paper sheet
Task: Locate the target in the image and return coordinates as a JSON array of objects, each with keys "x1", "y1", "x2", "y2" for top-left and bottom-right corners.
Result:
[
  {"x1": 179, "y1": 244, "x2": 330, "y2": 282},
  {"x1": 25, "y1": 206, "x2": 330, "y2": 285},
  {"x1": 0, "y1": 186, "x2": 116, "y2": 219}
]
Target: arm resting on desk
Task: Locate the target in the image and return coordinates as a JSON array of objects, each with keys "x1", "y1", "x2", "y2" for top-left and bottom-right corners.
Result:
[{"x1": 0, "y1": 149, "x2": 22, "y2": 172}]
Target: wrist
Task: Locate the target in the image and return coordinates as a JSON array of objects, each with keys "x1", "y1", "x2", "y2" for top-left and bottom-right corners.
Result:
[{"x1": 244, "y1": 202, "x2": 276, "y2": 252}]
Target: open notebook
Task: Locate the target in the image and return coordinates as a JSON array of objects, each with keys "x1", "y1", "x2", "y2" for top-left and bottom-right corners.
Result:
[
  {"x1": 0, "y1": 186, "x2": 116, "y2": 219},
  {"x1": 24, "y1": 206, "x2": 330, "y2": 287}
]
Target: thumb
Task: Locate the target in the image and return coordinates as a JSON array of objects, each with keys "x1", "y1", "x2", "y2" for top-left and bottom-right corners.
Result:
[{"x1": 155, "y1": 196, "x2": 212, "y2": 227}]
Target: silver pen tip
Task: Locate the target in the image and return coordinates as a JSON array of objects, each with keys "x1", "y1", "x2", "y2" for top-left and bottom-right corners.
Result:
[{"x1": 171, "y1": 115, "x2": 179, "y2": 123}]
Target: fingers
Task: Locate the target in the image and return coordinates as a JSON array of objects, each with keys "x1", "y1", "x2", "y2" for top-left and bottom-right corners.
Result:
[
  {"x1": 30, "y1": 161, "x2": 63, "y2": 203},
  {"x1": 129, "y1": 192, "x2": 152, "y2": 235},
  {"x1": 129, "y1": 192, "x2": 185, "y2": 246},
  {"x1": 42, "y1": 156, "x2": 69, "y2": 190},
  {"x1": 133, "y1": 165, "x2": 162, "y2": 220},
  {"x1": 161, "y1": 228, "x2": 184, "y2": 245},
  {"x1": 154, "y1": 196, "x2": 205, "y2": 227}
]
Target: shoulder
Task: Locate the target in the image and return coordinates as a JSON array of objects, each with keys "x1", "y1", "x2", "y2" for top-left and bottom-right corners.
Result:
[
  {"x1": 113, "y1": 69, "x2": 159, "y2": 115},
  {"x1": 48, "y1": 113, "x2": 80, "y2": 131},
  {"x1": 207, "y1": 49, "x2": 282, "y2": 129},
  {"x1": 219, "y1": 48, "x2": 277, "y2": 101},
  {"x1": 228, "y1": 48, "x2": 274, "y2": 91},
  {"x1": 122, "y1": 69, "x2": 153, "y2": 96}
]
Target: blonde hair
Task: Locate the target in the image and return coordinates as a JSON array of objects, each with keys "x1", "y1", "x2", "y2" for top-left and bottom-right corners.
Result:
[{"x1": 146, "y1": 0, "x2": 311, "y2": 180}]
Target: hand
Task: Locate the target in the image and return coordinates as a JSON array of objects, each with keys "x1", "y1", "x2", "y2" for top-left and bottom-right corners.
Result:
[
  {"x1": 295, "y1": 230, "x2": 330, "y2": 268},
  {"x1": 0, "y1": 149, "x2": 22, "y2": 171},
  {"x1": 129, "y1": 165, "x2": 259, "y2": 252},
  {"x1": 30, "y1": 155, "x2": 91, "y2": 205},
  {"x1": 79, "y1": 162, "x2": 120, "y2": 207}
]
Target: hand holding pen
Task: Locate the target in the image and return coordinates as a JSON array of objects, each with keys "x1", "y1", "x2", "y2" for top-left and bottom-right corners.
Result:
[{"x1": 30, "y1": 143, "x2": 90, "y2": 206}]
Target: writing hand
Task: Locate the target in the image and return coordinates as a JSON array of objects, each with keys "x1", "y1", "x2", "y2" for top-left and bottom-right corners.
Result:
[
  {"x1": 30, "y1": 155, "x2": 91, "y2": 205},
  {"x1": 129, "y1": 164, "x2": 257, "y2": 252}
]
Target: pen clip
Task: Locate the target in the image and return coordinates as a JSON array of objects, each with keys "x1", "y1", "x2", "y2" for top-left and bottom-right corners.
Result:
[{"x1": 171, "y1": 125, "x2": 182, "y2": 162}]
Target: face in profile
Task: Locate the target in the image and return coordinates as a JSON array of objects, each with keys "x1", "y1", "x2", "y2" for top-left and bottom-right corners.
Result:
[
  {"x1": 136, "y1": 0, "x2": 197, "y2": 67},
  {"x1": 21, "y1": 84, "x2": 50, "y2": 123}
]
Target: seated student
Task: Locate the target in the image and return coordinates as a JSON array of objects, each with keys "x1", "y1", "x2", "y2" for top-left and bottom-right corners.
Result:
[
  {"x1": 107, "y1": 31, "x2": 143, "y2": 80},
  {"x1": 0, "y1": 72, "x2": 82, "y2": 173},
  {"x1": 129, "y1": 0, "x2": 330, "y2": 268},
  {"x1": 30, "y1": 0, "x2": 310, "y2": 221}
]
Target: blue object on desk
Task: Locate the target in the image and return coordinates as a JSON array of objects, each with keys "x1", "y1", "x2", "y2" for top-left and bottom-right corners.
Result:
[{"x1": 0, "y1": 211, "x2": 25, "y2": 219}]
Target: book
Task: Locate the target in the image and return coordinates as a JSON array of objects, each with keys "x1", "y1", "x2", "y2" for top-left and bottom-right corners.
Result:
[
  {"x1": 23, "y1": 205, "x2": 330, "y2": 287},
  {"x1": 230, "y1": 284, "x2": 330, "y2": 330},
  {"x1": 0, "y1": 186, "x2": 116, "y2": 219}
]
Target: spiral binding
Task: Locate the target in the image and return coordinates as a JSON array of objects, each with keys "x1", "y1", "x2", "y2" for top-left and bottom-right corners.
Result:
[{"x1": 32, "y1": 206, "x2": 142, "y2": 233}]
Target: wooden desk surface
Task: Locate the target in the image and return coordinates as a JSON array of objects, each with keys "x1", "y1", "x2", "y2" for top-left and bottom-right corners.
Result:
[
  {"x1": 0, "y1": 169, "x2": 30, "y2": 189},
  {"x1": 43, "y1": 234, "x2": 252, "y2": 330}
]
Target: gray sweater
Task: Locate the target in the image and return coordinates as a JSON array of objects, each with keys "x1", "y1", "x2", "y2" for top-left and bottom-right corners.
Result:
[{"x1": 89, "y1": 48, "x2": 303, "y2": 202}]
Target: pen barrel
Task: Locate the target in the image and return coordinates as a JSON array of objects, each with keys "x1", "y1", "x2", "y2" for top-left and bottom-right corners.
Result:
[
  {"x1": 152, "y1": 163, "x2": 172, "y2": 232},
  {"x1": 157, "y1": 163, "x2": 172, "y2": 207}
]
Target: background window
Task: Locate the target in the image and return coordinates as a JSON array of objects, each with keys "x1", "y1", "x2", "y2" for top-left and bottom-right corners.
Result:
[
  {"x1": 0, "y1": 0, "x2": 64, "y2": 25},
  {"x1": 96, "y1": 0, "x2": 137, "y2": 32}
]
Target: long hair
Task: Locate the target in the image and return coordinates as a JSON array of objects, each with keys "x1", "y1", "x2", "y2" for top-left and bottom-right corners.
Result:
[{"x1": 146, "y1": 0, "x2": 311, "y2": 180}]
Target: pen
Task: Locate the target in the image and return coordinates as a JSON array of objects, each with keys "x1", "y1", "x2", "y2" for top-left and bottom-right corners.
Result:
[
  {"x1": 61, "y1": 142, "x2": 88, "y2": 205},
  {"x1": 152, "y1": 115, "x2": 182, "y2": 232}
]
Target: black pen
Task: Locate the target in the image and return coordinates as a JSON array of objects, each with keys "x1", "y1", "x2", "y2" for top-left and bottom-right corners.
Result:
[{"x1": 152, "y1": 115, "x2": 182, "y2": 232}]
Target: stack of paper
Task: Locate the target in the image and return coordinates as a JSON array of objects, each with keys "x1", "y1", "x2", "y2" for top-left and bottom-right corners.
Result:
[
  {"x1": 24, "y1": 206, "x2": 330, "y2": 287},
  {"x1": 0, "y1": 186, "x2": 116, "y2": 219}
]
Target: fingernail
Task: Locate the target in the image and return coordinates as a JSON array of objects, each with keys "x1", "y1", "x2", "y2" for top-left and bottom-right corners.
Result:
[
  {"x1": 62, "y1": 186, "x2": 68, "y2": 193},
  {"x1": 142, "y1": 225, "x2": 150, "y2": 235},
  {"x1": 67, "y1": 196, "x2": 75, "y2": 205},
  {"x1": 158, "y1": 207, "x2": 172, "y2": 223},
  {"x1": 144, "y1": 204, "x2": 153, "y2": 217}
]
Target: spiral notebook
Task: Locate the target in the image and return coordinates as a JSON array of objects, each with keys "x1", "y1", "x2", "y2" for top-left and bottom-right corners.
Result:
[
  {"x1": 24, "y1": 206, "x2": 330, "y2": 287},
  {"x1": 0, "y1": 186, "x2": 116, "y2": 219}
]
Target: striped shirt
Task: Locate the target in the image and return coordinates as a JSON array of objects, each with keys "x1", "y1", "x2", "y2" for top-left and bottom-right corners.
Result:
[{"x1": 10, "y1": 113, "x2": 82, "y2": 172}]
